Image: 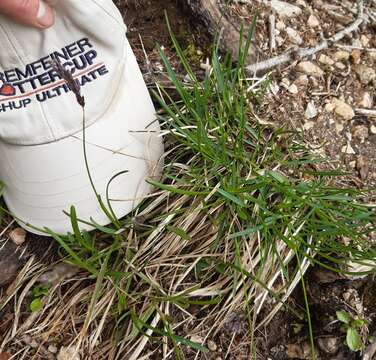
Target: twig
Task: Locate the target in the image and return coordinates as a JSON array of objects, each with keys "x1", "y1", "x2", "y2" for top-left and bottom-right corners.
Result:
[
  {"x1": 268, "y1": 14, "x2": 276, "y2": 52},
  {"x1": 247, "y1": 0, "x2": 366, "y2": 74},
  {"x1": 363, "y1": 331, "x2": 376, "y2": 360},
  {"x1": 338, "y1": 0, "x2": 358, "y2": 15},
  {"x1": 355, "y1": 108, "x2": 376, "y2": 117},
  {"x1": 336, "y1": 44, "x2": 376, "y2": 52},
  {"x1": 139, "y1": 34, "x2": 152, "y2": 75}
]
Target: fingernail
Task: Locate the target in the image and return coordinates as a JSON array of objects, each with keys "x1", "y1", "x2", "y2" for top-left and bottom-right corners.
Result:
[{"x1": 37, "y1": 1, "x2": 54, "y2": 28}]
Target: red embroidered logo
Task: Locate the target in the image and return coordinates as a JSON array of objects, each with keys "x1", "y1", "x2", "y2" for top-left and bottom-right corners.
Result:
[{"x1": 0, "y1": 83, "x2": 16, "y2": 96}]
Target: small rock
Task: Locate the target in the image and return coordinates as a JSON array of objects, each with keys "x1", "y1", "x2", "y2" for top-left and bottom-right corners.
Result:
[
  {"x1": 281, "y1": 77, "x2": 290, "y2": 86},
  {"x1": 296, "y1": 0, "x2": 307, "y2": 7},
  {"x1": 343, "y1": 289, "x2": 354, "y2": 302},
  {"x1": 286, "y1": 342, "x2": 311, "y2": 359},
  {"x1": 307, "y1": 14, "x2": 320, "y2": 28},
  {"x1": 9, "y1": 228, "x2": 27, "y2": 246},
  {"x1": 276, "y1": 35, "x2": 285, "y2": 47},
  {"x1": 358, "y1": 92, "x2": 373, "y2": 108},
  {"x1": 269, "y1": 82, "x2": 280, "y2": 96},
  {"x1": 332, "y1": 98, "x2": 355, "y2": 120},
  {"x1": 345, "y1": 131, "x2": 353, "y2": 141},
  {"x1": 342, "y1": 288, "x2": 363, "y2": 314},
  {"x1": 352, "y1": 38, "x2": 363, "y2": 48},
  {"x1": 352, "y1": 125, "x2": 369, "y2": 143},
  {"x1": 48, "y1": 345, "x2": 58, "y2": 354},
  {"x1": 303, "y1": 121, "x2": 314, "y2": 131},
  {"x1": 190, "y1": 335, "x2": 204, "y2": 344},
  {"x1": 342, "y1": 142, "x2": 355, "y2": 155},
  {"x1": 22, "y1": 335, "x2": 38, "y2": 348},
  {"x1": 270, "y1": 0, "x2": 302, "y2": 17},
  {"x1": 325, "y1": 102, "x2": 335, "y2": 112},
  {"x1": 305, "y1": 101, "x2": 317, "y2": 119},
  {"x1": 155, "y1": 61, "x2": 164, "y2": 72},
  {"x1": 57, "y1": 347, "x2": 80, "y2": 360},
  {"x1": 370, "y1": 51, "x2": 376, "y2": 61},
  {"x1": 370, "y1": 125, "x2": 376, "y2": 135},
  {"x1": 354, "y1": 65, "x2": 376, "y2": 85},
  {"x1": 317, "y1": 337, "x2": 340, "y2": 354},
  {"x1": 276, "y1": 20, "x2": 286, "y2": 30},
  {"x1": 318, "y1": 54, "x2": 334, "y2": 66},
  {"x1": 208, "y1": 340, "x2": 218, "y2": 352},
  {"x1": 360, "y1": 34, "x2": 370, "y2": 47},
  {"x1": 309, "y1": 76, "x2": 319, "y2": 88},
  {"x1": 335, "y1": 122, "x2": 344, "y2": 134},
  {"x1": 335, "y1": 62, "x2": 346, "y2": 70},
  {"x1": 294, "y1": 74, "x2": 308, "y2": 86},
  {"x1": 356, "y1": 155, "x2": 369, "y2": 180},
  {"x1": 351, "y1": 49, "x2": 361, "y2": 64},
  {"x1": 286, "y1": 27, "x2": 303, "y2": 45},
  {"x1": 334, "y1": 50, "x2": 350, "y2": 61},
  {"x1": 297, "y1": 61, "x2": 323, "y2": 77},
  {"x1": 288, "y1": 84, "x2": 298, "y2": 94}
]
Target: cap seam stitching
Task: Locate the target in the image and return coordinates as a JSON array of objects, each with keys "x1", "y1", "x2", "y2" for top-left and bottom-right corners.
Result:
[{"x1": 0, "y1": 23, "x2": 23, "y2": 65}]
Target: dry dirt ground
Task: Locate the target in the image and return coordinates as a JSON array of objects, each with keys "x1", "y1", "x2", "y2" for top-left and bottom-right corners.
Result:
[{"x1": 0, "y1": 0, "x2": 375, "y2": 359}]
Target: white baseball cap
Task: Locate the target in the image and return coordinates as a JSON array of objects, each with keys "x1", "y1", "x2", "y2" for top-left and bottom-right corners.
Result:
[{"x1": 0, "y1": 1, "x2": 163, "y2": 234}]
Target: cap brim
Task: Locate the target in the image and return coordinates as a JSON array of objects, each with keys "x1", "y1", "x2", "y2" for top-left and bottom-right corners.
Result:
[{"x1": 0, "y1": 39, "x2": 163, "y2": 235}]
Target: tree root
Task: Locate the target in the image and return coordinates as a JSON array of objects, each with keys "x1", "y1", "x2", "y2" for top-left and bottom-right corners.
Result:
[{"x1": 183, "y1": 0, "x2": 261, "y2": 64}]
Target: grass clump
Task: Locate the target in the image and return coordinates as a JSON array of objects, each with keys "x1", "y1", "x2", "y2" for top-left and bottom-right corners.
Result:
[{"x1": 1, "y1": 22, "x2": 375, "y2": 359}]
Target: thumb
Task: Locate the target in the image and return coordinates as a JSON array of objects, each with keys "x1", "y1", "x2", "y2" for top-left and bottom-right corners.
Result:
[{"x1": 0, "y1": 0, "x2": 54, "y2": 29}]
